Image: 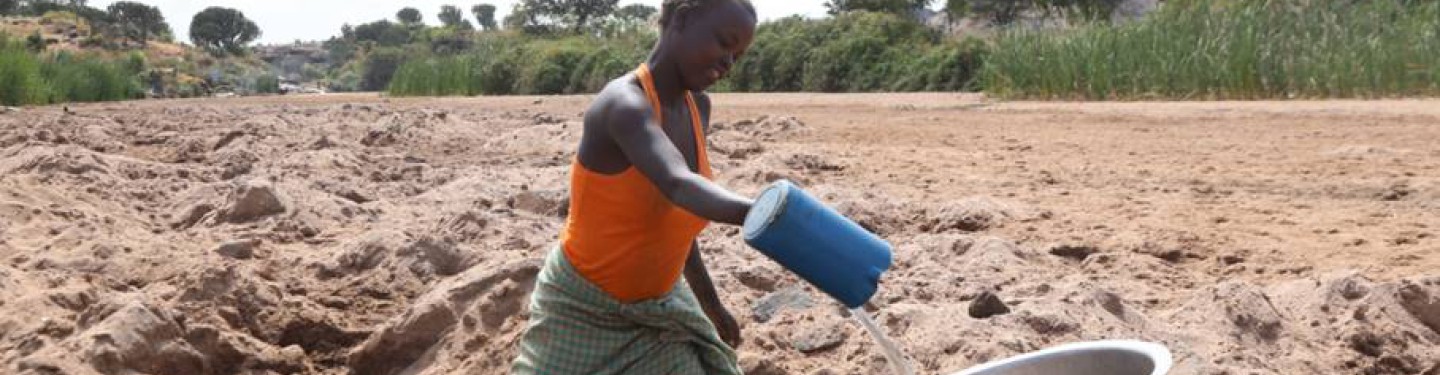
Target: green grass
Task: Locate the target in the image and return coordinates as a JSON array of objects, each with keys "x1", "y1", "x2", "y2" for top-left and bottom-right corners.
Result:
[
  {"x1": 0, "y1": 37, "x2": 46, "y2": 106},
  {"x1": 388, "y1": 33, "x2": 650, "y2": 96},
  {"x1": 983, "y1": 0, "x2": 1440, "y2": 100},
  {"x1": 254, "y1": 74, "x2": 280, "y2": 94},
  {"x1": 387, "y1": 13, "x2": 988, "y2": 96},
  {"x1": 0, "y1": 35, "x2": 144, "y2": 105}
]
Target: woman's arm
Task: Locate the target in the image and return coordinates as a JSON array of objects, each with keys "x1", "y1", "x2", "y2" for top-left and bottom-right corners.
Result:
[
  {"x1": 685, "y1": 241, "x2": 740, "y2": 347},
  {"x1": 601, "y1": 92, "x2": 751, "y2": 225}
]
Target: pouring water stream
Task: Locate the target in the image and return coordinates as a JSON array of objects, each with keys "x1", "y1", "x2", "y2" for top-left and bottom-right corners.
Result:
[{"x1": 851, "y1": 307, "x2": 917, "y2": 375}]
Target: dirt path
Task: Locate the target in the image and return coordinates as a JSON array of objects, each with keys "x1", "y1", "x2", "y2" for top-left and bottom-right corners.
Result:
[{"x1": 1, "y1": 93, "x2": 1436, "y2": 375}]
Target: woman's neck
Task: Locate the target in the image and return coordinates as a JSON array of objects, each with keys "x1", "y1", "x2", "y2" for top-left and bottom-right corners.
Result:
[{"x1": 645, "y1": 46, "x2": 686, "y2": 109}]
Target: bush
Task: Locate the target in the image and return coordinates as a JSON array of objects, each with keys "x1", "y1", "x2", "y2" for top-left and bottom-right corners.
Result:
[
  {"x1": 42, "y1": 51, "x2": 142, "y2": 102},
  {"x1": 388, "y1": 13, "x2": 986, "y2": 96},
  {"x1": 716, "y1": 12, "x2": 989, "y2": 93},
  {"x1": 388, "y1": 32, "x2": 651, "y2": 96},
  {"x1": 516, "y1": 39, "x2": 593, "y2": 94},
  {"x1": 25, "y1": 32, "x2": 43, "y2": 52},
  {"x1": 0, "y1": 35, "x2": 143, "y2": 105},
  {"x1": 983, "y1": 0, "x2": 1440, "y2": 99},
  {"x1": 254, "y1": 74, "x2": 279, "y2": 94},
  {"x1": 0, "y1": 37, "x2": 45, "y2": 106},
  {"x1": 362, "y1": 47, "x2": 409, "y2": 91}
]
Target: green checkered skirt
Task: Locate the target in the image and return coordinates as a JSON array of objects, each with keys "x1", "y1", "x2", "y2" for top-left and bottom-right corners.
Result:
[{"x1": 512, "y1": 246, "x2": 740, "y2": 375}]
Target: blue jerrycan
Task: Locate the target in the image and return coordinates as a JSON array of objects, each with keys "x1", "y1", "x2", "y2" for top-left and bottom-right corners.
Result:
[{"x1": 742, "y1": 180, "x2": 893, "y2": 308}]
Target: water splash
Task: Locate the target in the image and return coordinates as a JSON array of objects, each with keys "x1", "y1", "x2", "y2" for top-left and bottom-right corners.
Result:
[{"x1": 851, "y1": 307, "x2": 917, "y2": 375}]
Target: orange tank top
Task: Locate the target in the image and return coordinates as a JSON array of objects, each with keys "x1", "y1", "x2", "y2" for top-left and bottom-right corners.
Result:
[{"x1": 559, "y1": 63, "x2": 713, "y2": 303}]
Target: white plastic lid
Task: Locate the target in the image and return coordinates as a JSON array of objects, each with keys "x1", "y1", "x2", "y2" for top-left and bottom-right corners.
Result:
[{"x1": 743, "y1": 181, "x2": 790, "y2": 240}]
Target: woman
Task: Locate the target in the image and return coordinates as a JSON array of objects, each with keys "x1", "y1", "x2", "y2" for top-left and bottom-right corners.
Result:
[{"x1": 512, "y1": 0, "x2": 759, "y2": 374}]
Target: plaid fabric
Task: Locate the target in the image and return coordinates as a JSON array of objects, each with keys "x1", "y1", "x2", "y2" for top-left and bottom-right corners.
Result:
[{"x1": 513, "y1": 246, "x2": 741, "y2": 375}]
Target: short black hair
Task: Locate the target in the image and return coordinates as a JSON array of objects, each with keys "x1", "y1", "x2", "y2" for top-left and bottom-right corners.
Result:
[{"x1": 658, "y1": 0, "x2": 757, "y2": 29}]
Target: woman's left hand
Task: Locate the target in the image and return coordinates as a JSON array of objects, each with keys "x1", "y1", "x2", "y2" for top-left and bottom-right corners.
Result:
[
  {"x1": 702, "y1": 303, "x2": 742, "y2": 348},
  {"x1": 684, "y1": 243, "x2": 741, "y2": 347}
]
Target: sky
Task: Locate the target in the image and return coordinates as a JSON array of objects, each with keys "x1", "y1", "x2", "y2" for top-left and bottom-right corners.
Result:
[{"x1": 88, "y1": 1, "x2": 833, "y2": 45}]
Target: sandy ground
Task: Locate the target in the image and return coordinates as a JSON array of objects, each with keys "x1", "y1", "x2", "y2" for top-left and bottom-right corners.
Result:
[{"x1": 1, "y1": 93, "x2": 1437, "y2": 375}]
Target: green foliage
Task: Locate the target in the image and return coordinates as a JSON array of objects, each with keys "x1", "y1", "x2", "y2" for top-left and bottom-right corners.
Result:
[
  {"x1": 825, "y1": 0, "x2": 932, "y2": 16},
  {"x1": 0, "y1": 37, "x2": 142, "y2": 105},
  {"x1": 943, "y1": 0, "x2": 969, "y2": 21},
  {"x1": 323, "y1": 37, "x2": 358, "y2": 68},
  {"x1": 505, "y1": 4, "x2": 537, "y2": 31},
  {"x1": 352, "y1": 20, "x2": 412, "y2": 46},
  {"x1": 969, "y1": 0, "x2": 1032, "y2": 25},
  {"x1": 389, "y1": 12, "x2": 986, "y2": 96},
  {"x1": 329, "y1": 66, "x2": 363, "y2": 92},
  {"x1": 605, "y1": 4, "x2": 655, "y2": 35},
  {"x1": 25, "y1": 31, "x2": 44, "y2": 52},
  {"x1": 513, "y1": 0, "x2": 619, "y2": 34},
  {"x1": 397, "y1": 7, "x2": 423, "y2": 25},
  {"x1": 16, "y1": 0, "x2": 110, "y2": 35},
  {"x1": 983, "y1": 0, "x2": 1440, "y2": 99},
  {"x1": 253, "y1": 74, "x2": 279, "y2": 94},
  {"x1": 726, "y1": 12, "x2": 986, "y2": 92},
  {"x1": 891, "y1": 37, "x2": 989, "y2": 91},
  {"x1": 472, "y1": 4, "x2": 499, "y2": 31},
  {"x1": 42, "y1": 51, "x2": 141, "y2": 102},
  {"x1": 389, "y1": 33, "x2": 652, "y2": 96},
  {"x1": 425, "y1": 26, "x2": 473, "y2": 54},
  {"x1": 22, "y1": 1, "x2": 69, "y2": 16},
  {"x1": 107, "y1": 1, "x2": 170, "y2": 45},
  {"x1": 438, "y1": 5, "x2": 473, "y2": 30},
  {"x1": 362, "y1": 47, "x2": 409, "y2": 91},
  {"x1": 0, "y1": 37, "x2": 45, "y2": 105},
  {"x1": 124, "y1": 50, "x2": 145, "y2": 72},
  {"x1": 1041, "y1": 0, "x2": 1125, "y2": 22},
  {"x1": 189, "y1": 7, "x2": 260, "y2": 56},
  {"x1": 612, "y1": 4, "x2": 655, "y2": 22}
]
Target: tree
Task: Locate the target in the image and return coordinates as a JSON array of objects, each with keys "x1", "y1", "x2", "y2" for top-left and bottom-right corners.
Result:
[
  {"x1": 504, "y1": 3, "x2": 539, "y2": 31},
  {"x1": 517, "y1": 0, "x2": 619, "y2": 34},
  {"x1": 968, "y1": 0, "x2": 1030, "y2": 25},
  {"x1": 438, "y1": 5, "x2": 473, "y2": 30},
  {"x1": 1042, "y1": 0, "x2": 1124, "y2": 23},
  {"x1": 107, "y1": 1, "x2": 170, "y2": 46},
  {"x1": 353, "y1": 19, "x2": 411, "y2": 46},
  {"x1": 189, "y1": 7, "x2": 260, "y2": 56},
  {"x1": 825, "y1": 0, "x2": 932, "y2": 16},
  {"x1": 943, "y1": 0, "x2": 968, "y2": 28},
  {"x1": 471, "y1": 4, "x2": 498, "y2": 31},
  {"x1": 26, "y1": 31, "x2": 44, "y2": 52},
  {"x1": 396, "y1": 7, "x2": 422, "y2": 25},
  {"x1": 613, "y1": 4, "x2": 655, "y2": 23},
  {"x1": 606, "y1": 4, "x2": 656, "y2": 35},
  {"x1": 1, "y1": 0, "x2": 19, "y2": 15},
  {"x1": 362, "y1": 47, "x2": 406, "y2": 91}
]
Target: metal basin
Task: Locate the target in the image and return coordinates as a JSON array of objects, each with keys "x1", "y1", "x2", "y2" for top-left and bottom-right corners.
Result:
[{"x1": 950, "y1": 340, "x2": 1172, "y2": 375}]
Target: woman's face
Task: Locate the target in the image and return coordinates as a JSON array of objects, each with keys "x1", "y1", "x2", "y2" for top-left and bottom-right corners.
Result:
[{"x1": 669, "y1": 1, "x2": 757, "y2": 91}]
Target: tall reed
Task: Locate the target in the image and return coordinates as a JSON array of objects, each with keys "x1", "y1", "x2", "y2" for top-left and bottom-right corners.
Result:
[{"x1": 983, "y1": 0, "x2": 1440, "y2": 100}]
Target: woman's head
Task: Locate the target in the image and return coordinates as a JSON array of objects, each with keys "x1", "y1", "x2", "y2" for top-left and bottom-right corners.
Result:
[{"x1": 656, "y1": 0, "x2": 757, "y2": 91}]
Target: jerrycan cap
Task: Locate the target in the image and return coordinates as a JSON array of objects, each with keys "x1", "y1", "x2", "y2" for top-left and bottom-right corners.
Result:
[{"x1": 743, "y1": 180, "x2": 793, "y2": 241}]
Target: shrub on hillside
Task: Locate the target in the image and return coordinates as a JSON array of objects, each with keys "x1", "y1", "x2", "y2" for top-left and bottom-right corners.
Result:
[
  {"x1": 362, "y1": 47, "x2": 409, "y2": 91},
  {"x1": 254, "y1": 74, "x2": 279, "y2": 94},
  {"x1": 0, "y1": 38, "x2": 45, "y2": 106},
  {"x1": 0, "y1": 36, "x2": 143, "y2": 105}
]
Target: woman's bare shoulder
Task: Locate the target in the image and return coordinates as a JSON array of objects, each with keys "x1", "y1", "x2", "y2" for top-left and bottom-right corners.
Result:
[{"x1": 587, "y1": 74, "x2": 652, "y2": 130}]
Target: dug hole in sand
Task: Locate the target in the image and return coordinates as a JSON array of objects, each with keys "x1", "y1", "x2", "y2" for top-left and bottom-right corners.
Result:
[{"x1": 1, "y1": 94, "x2": 1437, "y2": 375}]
